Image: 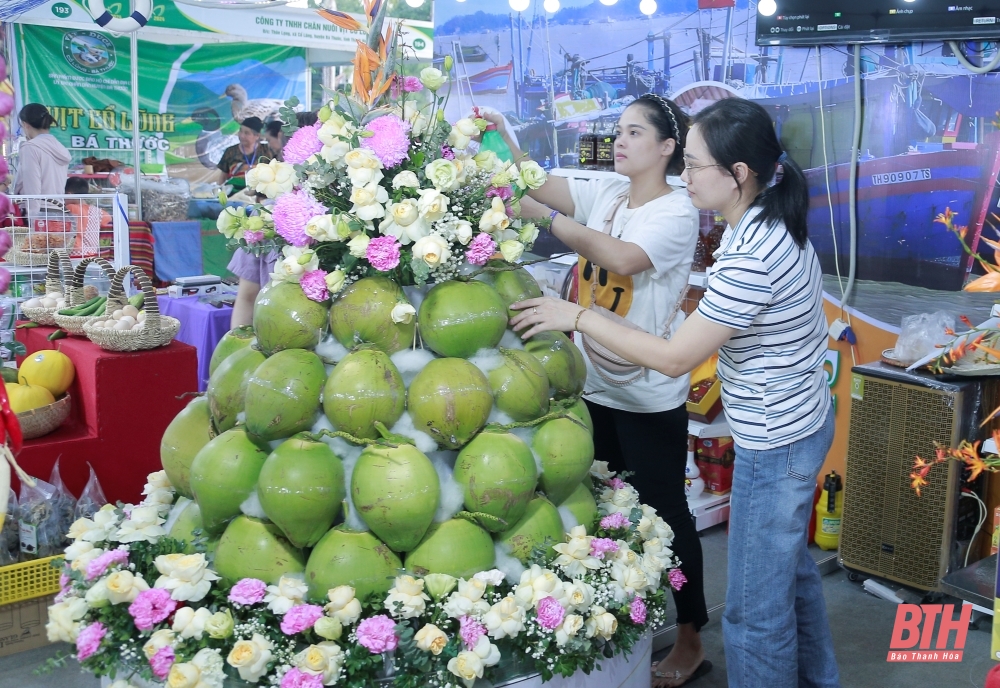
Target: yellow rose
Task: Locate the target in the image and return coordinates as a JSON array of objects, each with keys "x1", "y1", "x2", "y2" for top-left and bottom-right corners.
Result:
[
  {"x1": 415, "y1": 623, "x2": 449, "y2": 655},
  {"x1": 143, "y1": 629, "x2": 176, "y2": 659},
  {"x1": 325, "y1": 585, "x2": 362, "y2": 625},
  {"x1": 412, "y1": 234, "x2": 452, "y2": 269},
  {"x1": 518, "y1": 160, "x2": 547, "y2": 190},
  {"x1": 417, "y1": 189, "x2": 450, "y2": 222},
  {"x1": 425, "y1": 159, "x2": 460, "y2": 191},
  {"x1": 166, "y1": 663, "x2": 200, "y2": 688},
  {"x1": 347, "y1": 234, "x2": 371, "y2": 259},
  {"x1": 420, "y1": 67, "x2": 447, "y2": 91},
  {"x1": 479, "y1": 197, "x2": 510, "y2": 234},
  {"x1": 294, "y1": 642, "x2": 344, "y2": 685},
  {"x1": 326, "y1": 270, "x2": 346, "y2": 294},
  {"x1": 448, "y1": 651, "x2": 484, "y2": 686},
  {"x1": 499, "y1": 239, "x2": 525, "y2": 263},
  {"x1": 105, "y1": 570, "x2": 149, "y2": 605},
  {"x1": 314, "y1": 616, "x2": 343, "y2": 641},
  {"x1": 226, "y1": 633, "x2": 273, "y2": 683},
  {"x1": 205, "y1": 609, "x2": 234, "y2": 640}
]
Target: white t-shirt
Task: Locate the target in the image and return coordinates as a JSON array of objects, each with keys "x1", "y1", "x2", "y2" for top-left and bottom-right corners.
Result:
[{"x1": 567, "y1": 177, "x2": 700, "y2": 413}]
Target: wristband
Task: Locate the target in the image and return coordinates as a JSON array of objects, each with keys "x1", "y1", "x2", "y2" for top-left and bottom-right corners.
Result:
[
  {"x1": 574, "y1": 308, "x2": 586, "y2": 331},
  {"x1": 549, "y1": 209, "x2": 560, "y2": 224}
]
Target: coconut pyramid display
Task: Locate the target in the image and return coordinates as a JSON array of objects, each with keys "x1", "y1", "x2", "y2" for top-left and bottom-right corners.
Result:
[{"x1": 46, "y1": 6, "x2": 684, "y2": 686}]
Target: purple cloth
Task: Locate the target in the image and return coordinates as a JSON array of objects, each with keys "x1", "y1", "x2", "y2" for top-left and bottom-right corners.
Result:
[
  {"x1": 227, "y1": 248, "x2": 279, "y2": 287},
  {"x1": 157, "y1": 295, "x2": 234, "y2": 391}
]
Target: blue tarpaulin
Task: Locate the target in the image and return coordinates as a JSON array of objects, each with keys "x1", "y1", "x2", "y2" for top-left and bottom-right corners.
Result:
[{"x1": 151, "y1": 221, "x2": 203, "y2": 281}]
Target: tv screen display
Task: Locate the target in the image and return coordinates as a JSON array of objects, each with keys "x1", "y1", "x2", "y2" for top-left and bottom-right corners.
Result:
[{"x1": 755, "y1": 0, "x2": 1000, "y2": 46}]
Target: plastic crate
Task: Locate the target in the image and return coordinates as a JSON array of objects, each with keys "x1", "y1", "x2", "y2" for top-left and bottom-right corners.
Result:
[{"x1": 0, "y1": 555, "x2": 63, "y2": 605}]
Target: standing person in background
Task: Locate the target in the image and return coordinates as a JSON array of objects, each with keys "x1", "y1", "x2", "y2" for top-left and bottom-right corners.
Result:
[
  {"x1": 14, "y1": 104, "x2": 71, "y2": 215},
  {"x1": 264, "y1": 121, "x2": 285, "y2": 162},
  {"x1": 227, "y1": 193, "x2": 278, "y2": 328},
  {"x1": 217, "y1": 117, "x2": 269, "y2": 184},
  {"x1": 481, "y1": 94, "x2": 712, "y2": 688}
]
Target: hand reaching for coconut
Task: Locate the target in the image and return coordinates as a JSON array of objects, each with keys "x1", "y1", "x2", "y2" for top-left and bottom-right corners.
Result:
[{"x1": 510, "y1": 297, "x2": 586, "y2": 340}]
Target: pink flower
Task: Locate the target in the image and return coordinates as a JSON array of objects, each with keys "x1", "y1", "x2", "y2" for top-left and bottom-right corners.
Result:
[
  {"x1": 403, "y1": 76, "x2": 423, "y2": 93},
  {"x1": 362, "y1": 114, "x2": 412, "y2": 168},
  {"x1": 229, "y1": 578, "x2": 268, "y2": 605},
  {"x1": 300, "y1": 269, "x2": 329, "y2": 302},
  {"x1": 459, "y1": 615, "x2": 486, "y2": 650},
  {"x1": 59, "y1": 573, "x2": 70, "y2": 591},
  {"x1": 366, "y1": 235, "x2": 401, "y2": 272},
  {"x1": 629, "y1": 596, "x2": 647, "y2": 625},
  {"x1": 85, "y1": 548, "x2": 129, "y2": 581},
  {"x1": 485, "y1": 186, "x2": 513, "y2": 201},
  {"x1": 669, "y1": 569, "x2": 687, "y2": 591},
  {"x1": 75, "y1": 621, "x2": 106, "y2": 661},
  {"x1": 0, "y1": 228, "x2": 12, "y2": 255},
  {"x1": 600, "y1": 512, "x2": 630, "y2": 530},
  {"x1": 281, "y1": 668, "x2": 324, "y2": 688},
  {"x1": 128, "y1": 588, "x2": 178, "y2": 631},
  {"x1": 272, "y1": 189, "x2": 326, "y2": 247},
  {"x1": 465, "y1": 233, "x2": 496, "y2": 266},
  {"x1": 590, "y1": 538, "x2": 619, "y2": 560},
  {"x1": 536, "y1": 596, "x2": 565, "y2": 631},
  {"x1": 606, "y1": 478, "x2": 627, "y2": 490},
  {"x1": 356, "y1": 615, "x2": 399, "y2": 654},
  {"x1": 244, "y1": 230, "x2": 265, "y2": 245},
  {"x1": 150, "y1": 646, "x2": 175, "y2": 680},
  {"x1": 283, "y1": 121, "x2": 323, "y2": 166},
  {"x1": 440, "y1": 144, "x2": 455, "y2": 160},
  {"x1": 280, "y1": 604, "x2": 325, "y2": 635}
]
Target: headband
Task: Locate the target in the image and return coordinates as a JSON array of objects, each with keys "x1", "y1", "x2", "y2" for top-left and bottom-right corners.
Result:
[{"x1": 639, "y1": 93, "x2": 681, "y2": 143}]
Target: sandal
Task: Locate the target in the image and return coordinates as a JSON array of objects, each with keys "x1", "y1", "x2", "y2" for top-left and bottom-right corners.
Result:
[{"x1": 651, "y1": 660, "x2": 713, "y2": 687}]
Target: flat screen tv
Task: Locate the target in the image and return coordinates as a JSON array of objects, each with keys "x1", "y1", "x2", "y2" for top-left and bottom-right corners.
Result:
[{"x1": 755, "y1": 0, "x2": 1000, "y2": 46}]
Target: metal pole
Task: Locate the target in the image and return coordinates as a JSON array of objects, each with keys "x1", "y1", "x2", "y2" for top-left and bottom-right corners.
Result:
[
  {"x1": 544, "y1": 11, "x2": 559, "y2": 168},
  {"x1": 517, "y1": 13, "x2": 524, "y2": 119},
  {"x1": 721, "y1": 6, "x2": 734, "y2": 82},
  {"x1": 130, "y1": 32, "x2": 142, "y2": 221}
]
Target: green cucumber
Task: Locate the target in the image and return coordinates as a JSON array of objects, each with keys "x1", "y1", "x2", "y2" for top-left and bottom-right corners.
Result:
[
  {"x1": 79, "y1": 298, "x2": 107, "y2": 316},
  {"x1": 128, "y1": 294, "x2": 145, "y2": 310}
]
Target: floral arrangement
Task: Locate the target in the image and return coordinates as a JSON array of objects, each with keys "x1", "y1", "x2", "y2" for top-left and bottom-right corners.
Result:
[
  {"x1": 216, "y1": 3, "x2": 544, "y2": 302},
  {"x1": 47, "y1": 462, "x2": 683, "y2": 688}
]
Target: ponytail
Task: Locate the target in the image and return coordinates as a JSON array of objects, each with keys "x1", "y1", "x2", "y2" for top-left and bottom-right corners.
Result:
[
  {"x1": 691, "y1": 98, "x2": 809, "y2": 248},
  {"x1": 19, "y1": 103, "x2": 57, "y2": 131}
]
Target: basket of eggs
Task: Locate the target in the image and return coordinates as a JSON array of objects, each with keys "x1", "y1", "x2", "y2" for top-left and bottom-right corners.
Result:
[
  {"x1": 83, "y1": 265, "x2": 180, "y2": 352},
  {"x1": 5, "y1": 350, "x2": 75, "y2": 440},
  {"x1": 20, "y1": 250, "x2": 72, "y2": 326},
  {"x1": 52, "y1": 257, "x2": 119, "y2": 335}
]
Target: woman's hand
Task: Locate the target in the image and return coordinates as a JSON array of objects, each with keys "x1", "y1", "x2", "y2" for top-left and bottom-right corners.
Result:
[
  {"x1": 510, "y1": 297, "x2": 584, "y2": 339},
  {"x1": 517, "y1": 195, "x2": 551, "y2": 220},
  {"x1": 476, "y1": 108, "x2": 507, "y2": 136}
]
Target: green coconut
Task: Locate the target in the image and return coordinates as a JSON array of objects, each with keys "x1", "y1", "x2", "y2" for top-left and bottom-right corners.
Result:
[
  {"x1": 253, "y1": 281, "x2": 329, "y2": 355},
  {"x1": 488, "y1": 348, "x2": 550, "y2": 421},
  {"x1": 405, "y1": 519, "x2": 496, "y2": 578},
  {"x1": 209, "y1": 325, "x2": 256, "y2": 377},
  {"x1": 257, "y1": 437, "x2": 346, "y2": 548},
  {"x1": 533, "y1": 417, "x2": 595, "y2": 504},
  {"x1": 323, "y1": 349, "x2": 405, "y2": 439},
  {"x1": 351, "y1": 442, "x2": 440, "y2": 552},
  {"x1": 244, "y1": 349, "x2": 325, "y2": 442},
  {"x1": 525, "y1": 332, "x2": 586, "y2": 399},
  {"x1": 167, "y1": 499, "x2": 209, "y2": 554},
  {"x1": 495, "y1": 496, "x2": 565, "y2": 562},
  {"x1": 557, "y1": 481, "x2": 599, "y2": 534},
  {"x1": 214, "y1": 515, "x2": 306, "y2": 585},
  {"x1": 189, "y1": 427, "x2": 269, "y2": 534},
  {"x1": 306, "y1": 528, "x2": 402, "y2": 601},
  {"x1": 565, "y1": 398, "x2": 594, "y2": 435},
  {"x1": 408, "y1": 358, "x2": 493, "y2": 449},
  {"x1": 492, "y1": 267, "x2": 544, "y2": 317},
  {"x1": 418, "y1": 280, "x2": 508, "y2": 358},
  {"x1": 207, "y1": 346, "x2": 266, "y2": 433},
  {"x1": 453, "y1": 431, "x2": 538, "y2": 532},
  {"x1": 329, "y1": 276, "x2": 415, "y2": 354},
  {"x1": 160, "y1": 396, "x2": 215, "y2": 498}
]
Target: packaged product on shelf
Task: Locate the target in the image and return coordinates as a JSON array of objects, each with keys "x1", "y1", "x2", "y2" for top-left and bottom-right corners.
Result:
[
  {"x1": 48, "y1": 459, "x2": 77, "y2": 548},
  {"x1": 18, "y1": 476, "x2": 62, "y2": 560},
  {"x1": 119, "y1": 175, "x2": 191, "y2": 222},
  {"x1": 0, "y1": 488, "x2": 18, "y2": 566},
  {"x1": 74, "y1": 463, "x2": 107, "y2": 520}
]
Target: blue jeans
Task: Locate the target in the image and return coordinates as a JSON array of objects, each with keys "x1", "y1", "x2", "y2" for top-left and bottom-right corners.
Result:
[{"x1": 723, "y1": 407, "x2": 840, "y2": 688}]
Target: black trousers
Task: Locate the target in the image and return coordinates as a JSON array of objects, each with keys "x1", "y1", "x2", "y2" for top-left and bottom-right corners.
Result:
[{"x1": 585, "y1": 398, "x2": 709, "y2": 632}]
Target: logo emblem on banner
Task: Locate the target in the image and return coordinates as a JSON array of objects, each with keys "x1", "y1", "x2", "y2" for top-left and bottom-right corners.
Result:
[
  {"x1": 887, "y1": 603, "x2": 972, "y2": 662},
  {"x1": 62, "y1": 31, "x2": 117, "y2": 76}
]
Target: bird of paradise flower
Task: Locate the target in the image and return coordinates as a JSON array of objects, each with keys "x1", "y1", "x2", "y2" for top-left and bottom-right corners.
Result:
[{"x1": 911, "y1": 432, "x2": 999, "y2": 496}]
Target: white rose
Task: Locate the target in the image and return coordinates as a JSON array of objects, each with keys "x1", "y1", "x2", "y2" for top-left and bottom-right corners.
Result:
[
  {"x1": 612, "y1": 541, "x2": 641, "y2": 567},
  {"x1": 454, "y1": 220, "x2": 474, "y2": 246},
  {"x1": 417, "y1": 188, "x2": 450, "y2": 222},
  {"x1": 518, "y1": 160, "x2": 547, "y2": 190},
  {"x1": 554, "y1": 613, "x2": 584, "y2": 646},
  {"x1": 272, "y1": 245, "x2": 320, "y2": 284},
  {"x1": 143, "y1": 629, "x2": 177, "y2": 660},
  {"x1": 154, "y1": 553, "x2": 219, "y2": 602},
  {"x1": 518, "y1": 223, "x2": 539, "y2": 246},
  {"x1": 419, "y1": 67, "x2": 447, "y2": 91},
  {"x1": 447, "y1": 127, "x2": 471, "y2": 151},
  {"x1": 499, "y1": 239, "x2": 525, "y2": 263},
  {"x1": 215, "y1": 205, "x2": 245, "y2": 240},
  {"x1": 403, "y1": 102, "x2": 431, "y2": 137},
  {"x1": 68, "y1": 504, "x2": 120, "y2": 543},
  {"x1": 320, "y1": 139, "x2": 351, "y2": 166},
  {"x1": 443, "y1": 578, "x2": 490, "y2": 619},
  {"x1": 113, "y1": 504, "x2": 166, "y2": 544},
  {"x1": 318, "y1": 112, "x2": 354, "y2": 145},
  {"x1": 64, "y1": 539, "x2": 98, "y2": 564},
  {"x1": 473, "y1": 150, "x2": 501, "y2": 172},
  {"x1": 473, "y1": 569, "x2": 506, "y2": 587},
  {"x1": 391, "y1": 303, "x2": 416, "y2": 324},
  {"x1": 483, "y1": 595, "x2": 526, "y2": 640},
  {"x1": 610, "y1": 561, "x2": 649, "y2": 602},
  {"x1": 168, "y1": 648, "x2": 224, "y2": 688},
  {"x1": 384, "y1": 575, "x2": 431, "y2": 619},
  {"x1": 414, "y1": 624, "x2": 449, "y2": 655},
  {"x1": 85, "y1": 578, "x2": 110, "y2": 608},
  {"x1": 514, "y1": 566, "x2": 565, "y2": 609},
  {"x1": 226, "y1": 633, "x2": 273, "y2": 683},
  {"x1": 447, "y1": 638, "x2": 498, "y2": 688},
  {"x1": 350, "y1": 182, "x2": 389, "y2": 223},
  {"x1": 479, "y1": 197, "x2": 511, "y2": 235},
  {"x1": 305, "y1": 214, "x2": 342, "y2": 243},
  {"x1": 347, "y1": 165, "x2": 384, "y2": 187},
  {"x1": 264, "y1": 575, "x2": 308, "y2": 615},
  {"x1": 643, "y1": 537, "x2": 674, "y2": 564},
  {"x1": 381, "y1": 199, "x2": 429, "y2": 245},
  {"x1": 344, "y1": 148, "x2": 382, "y2": 170},
  {"x1": 172, "y1": 606, "x2": 214, "y2": 640},
  {"x1": 46, "y1": 597, "x2": 88, "y2": 643},
  {"x1": 552, "y1": 526, "x2": 601, "y2": 579},
  {"x1": 590, "y1": 461, "x2": 616, "y2": 481},
  {"x1": 347, "y1": 233, "x2": 371, "y2": 259},
  {"x1": 325, "y1": 585, "x2": 362, "y2": 625},
  {"x1": 105, "y1": 570, "x2": 150, "y2": 605},
  {"x1": 247, "y1": 159, "x2": 296, "y2": 199},
  {"x1": 295, "y1": 641, "x2": 344, "y2": 684},
  {"x1": 412, "y1": 234, "x2": 452, "y2": 268},
  {"x1": 641, "y1": 553, "x2": 666, "y2": 589},
  {"x1": 425, "y1": 158, "x2": 460, "y2": 191},
  {"x1": 585, "y1": 606, "x2": 619, "y2": 640},
  {"x1": 326, "y1": 270, "x2": 346, "y2": 294},
  {"x1": 392, "y1": 170, "x2": 420, "y2": 189},
  {"x1": 562, "y1": 581, "x2": 595, "y2": 614}
]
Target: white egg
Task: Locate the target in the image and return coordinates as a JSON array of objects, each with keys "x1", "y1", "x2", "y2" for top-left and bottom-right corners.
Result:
[
  {"x1": 40, "y1": 298, "x2": 57, "y2": 308},
  {"x1": 92, "y1": 321, "x2": 105, "y2": 329},
  {"x1": 131, "y1": 323, "x2": 144, "y2": 331},
  {"x1": 137, "y1": 311, "x2": 146, "y2": 323},
  {"x1": 112, "y1": 309, "x2": 124, "y2": 320},
  {"x1": 122, "y1": 305, "x2": 139, "y2": 318},
  {"x1": 46, "y1": 292, "x2": 62, "y2": 299},
  {"x1": 119, "y1": 316, "x2": 136, "y2": 327},
  {"x1": 23, "y1": 298, "x2": 42, "y2": 308},
  {"x1": 113, "y1": 320, "x2": 131, "y2": 330}
]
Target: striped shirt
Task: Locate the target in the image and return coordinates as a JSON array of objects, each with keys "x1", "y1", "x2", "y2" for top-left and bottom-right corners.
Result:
[{"x1": 696, "y1": 209, "x2": 831, "y2": 450}]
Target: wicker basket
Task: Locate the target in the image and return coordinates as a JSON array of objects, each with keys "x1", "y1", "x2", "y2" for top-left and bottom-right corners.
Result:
[
  {"x1": 53, "y1": 257, "x2": 120, "y2": 335},
  {"x1": 83, "y1": 265, "x2": 180, "y2": 352},
  {"x1": 19, "y1": 249, "x2": 73, "y2": 326},
  {"x1": 7, "y1": 220, "x2": 78, "y2": 267},
  {"x1": 16, "y1": 393, "x2": 72, "y2": 440}
]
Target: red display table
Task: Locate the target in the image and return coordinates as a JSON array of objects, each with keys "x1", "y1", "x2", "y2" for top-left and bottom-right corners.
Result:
[{"x1": 10, "y1": 326, "x2": 198, "y2": 505}]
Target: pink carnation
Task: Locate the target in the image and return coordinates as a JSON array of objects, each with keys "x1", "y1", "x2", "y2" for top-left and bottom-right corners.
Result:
[
  {"x1": 459, "y1": 615, "x2": 486, "y2": 650},
  {"x1": 485, "y1": 186, "x2": 513, "y2": 201},
  {"x1": 281, "y1": 668, "x2": 324, "y2": 688},
  {"x1": 361, "y1": 114, "x2": 412, "y2": 168},
  {"x1": 244, "y1": 229, "x2": 265, "y2": 245},
  {"x1": 272, "y1": 189, "x2": 325, "y2": 247},
  {"x1": 440, "y1": 144, "x2": 455, "y2": 160},
  {"x1": 281, "y1": 604, "x2": 325, "y2": 635},
  {"x1": 630, "y1": 596, "x2": 647, "y2": 625},
  {"x1": 150, "y1": 646, "x2": 175, "y2": 680},
  {"x1": 356, "y1": 615, "x2": 399, "y2": 654},
  {"x1": 590, "y1": 538, "x2": 619, "y2": 559},
  {"x1": 600, "y1": 512, "x2": 630, "y2": 530},
  {"x1": 465, "y1": 233, "x2": 496, "y2": 266},
  {"x1": 75, "y1": 621, "x2": 106, "y2": 661},
  {"x1": 229, "y1": 578, "x2": 267, "y2": 605},
  {"x1": 366, "y1": 235, "x2": 401, "y2": 272},
  {"x1": 607, "y1": 478, "x2": 627, "y2": 490},
  {"x1": 669, "y1": 569, "x2": 687, "y2": 591},
  {"x1": 283, "y1": 121, "x2": 323, "y2": 166},
  {"x1": 128, "y1": 588, "x2": 178, "y2": 631},
  {"x1": 85, "y1": 548, "x2": 129, "y2": 580},
  {"x1": 403, "y1": 76, "x2": 423, "y2": 93},
  {"x1": 536, "y1": 596, "x2": 565, "y2": 631},
  {"x1": 300, "y1": 269, "x2": 329, "y2": 302}
]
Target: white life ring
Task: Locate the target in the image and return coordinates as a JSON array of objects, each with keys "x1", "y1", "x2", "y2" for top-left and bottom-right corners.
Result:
[{"x1": 88, "y1": 0, "x2": 153, "y2": 33}]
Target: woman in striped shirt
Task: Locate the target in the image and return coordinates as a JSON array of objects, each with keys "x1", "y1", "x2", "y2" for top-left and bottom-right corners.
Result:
[{"x1": 512, "y1": 97, "x2": 839, "y2": 688}]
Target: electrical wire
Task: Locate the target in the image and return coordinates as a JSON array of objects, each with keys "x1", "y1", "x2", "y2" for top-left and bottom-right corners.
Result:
[
  {"x1": 961, "y1": 490, "x2": 987, "y2": 568},
  {"x1": 948, "y1": 41, "x2": 1000, "y2": 74},
  {"x1": 844, "y1": 45, "x2": 862, "y2": 316}
]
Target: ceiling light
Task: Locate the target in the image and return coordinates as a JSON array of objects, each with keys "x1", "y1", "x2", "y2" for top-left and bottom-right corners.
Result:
[
  {"x1": 639, "y1": 0, "x2": 656, "y2": 15},
  {"x1": 509, "y1": 0, "x2": 530, "y2": 11},
  {"x1": 544, "y1": 0, "x2": 559, "y2": 12},
  {"x1": 599, "y1": 0, "x2": 618, "y2": 5},
  {"x1": 404, "y1": 0, "x2": 424, "y2": 6},
  {"x1": 758, "y1": 0, "x2": 777, "y2": 16}
]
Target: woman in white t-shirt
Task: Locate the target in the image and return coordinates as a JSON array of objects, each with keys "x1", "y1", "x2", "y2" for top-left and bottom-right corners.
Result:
[{"x1": 483, "y1": 95, "x2": 710, "y2": 687}]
